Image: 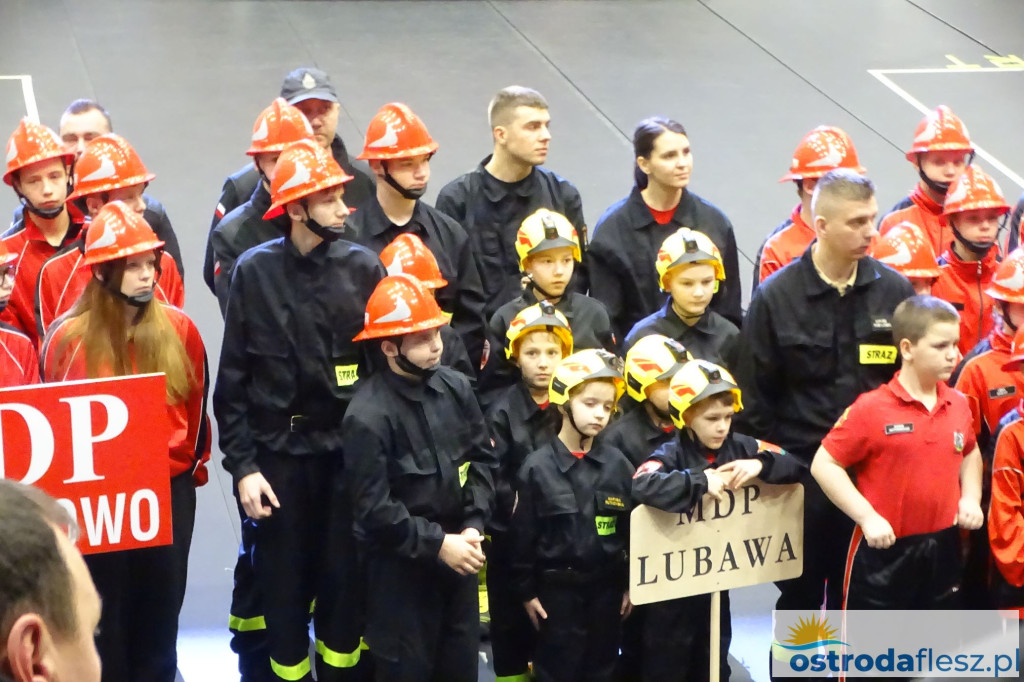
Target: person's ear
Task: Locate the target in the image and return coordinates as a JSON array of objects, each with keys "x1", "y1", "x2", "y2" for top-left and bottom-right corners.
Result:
[
  {"x1": 493, "y1": 125, "x2": 507, "y2": 146},
  {"x1": 5, "y1": 614, "x2": 57, "y2": 682},
  {"x1": 381, "y1": 339, "x2": 399, "y2": 359},
  {"x1": 285, "y1": 203, "x2": 306, "y2": 223},
  {"x1": 84, "y1": 195, "x2": 104, "y2": 217},
  {"x1": 636, "y1": 155, "x2": 651, "y2": 177},
  {"x1": 899, "y1": 337, "x2": 914, "y2": 361}
]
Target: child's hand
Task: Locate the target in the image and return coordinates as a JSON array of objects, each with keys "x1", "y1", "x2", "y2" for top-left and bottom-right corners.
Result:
[
  {"x1": 621, "y1": 591, "x2": 633, "y2": 619},
  {"x1": 523, "y1": 598, "x2": 548, "y2": 630},
  {"x1": 956, "y1": 498, "x2": 983, "y2": 530},
  {"x1": 716, "y1": 459, "x2": 763, "y2": 489},
  {"x1": 439, "y1": 534, "x2": 485, "y2": 575},
  {"x1": 860, "y1": 512, "x2": 895, "y2": 549},
  {"x1": 704, "y1": 469, "x2": 727, "y2": 501}
]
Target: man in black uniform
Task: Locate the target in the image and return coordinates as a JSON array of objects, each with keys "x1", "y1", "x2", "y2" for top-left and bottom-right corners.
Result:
[
  {"x1": 9, "y1": 98, "x2": 184, "y2": 275},
  {"x1": 436, "y1": 86, "x2": 587, "y2": 319},
  {"x1": 345, "y1": 274, "x2": 496, "y2": 682},
  {"x1": 733, "y1": 169, "x2": 914, "y2": 678},
  {"x1": 204, "y1": 67, "x2": 375, "y2": 293},
  {"x1": 210, "y1": 98, "x2": 314, "y2": 315},
  {"x1": 346, "y1": 102, "x2": 488, "y2": 368},
  {"x1": 484, "y1": 302, "x2": 571, "y2": 681},
  {"x1": 214, "y1": 139, "x2": 384, "y2": 682}
]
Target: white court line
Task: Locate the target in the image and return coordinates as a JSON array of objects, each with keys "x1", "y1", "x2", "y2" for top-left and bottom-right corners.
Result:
[
  {"x1": 0, "y1": 75, "x2": 39, "y2": 123},
  {"x1": 868, "y1": 68, "x2": 1024, "y2": 189},
  {"x1": 874, "y1": 67, "x2": 1024, "y2": 75}
]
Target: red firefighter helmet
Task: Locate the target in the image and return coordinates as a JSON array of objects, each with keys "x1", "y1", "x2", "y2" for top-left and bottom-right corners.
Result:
[
  {"x1": 81, "y1": 200, "x2": 165, "y2": 268},
  {"x1": 70, "y1": 134, "x2": 156, "y2": 199},
  {"x1": 353, "y1": 274, "x2": 448, "y2": 341},
  {"x1": 379, "y1": 233, "x2": 447, "y2": 290},
  {"x1": 905, "y1": 105, "x2": 974, "y2": 162},
  {"x1": 942, "y1": 165, "x2": 1010, "y2": 217},
  {"x1": 246, "y1": 98, "x2": 315, "y2": 156},
  {"x1": 870, "y1": 221, "x2": 941, "y2": 280},
  {"x1": 987, "y1": 249, "x2": 1024, "y2": 304},
  {"x1": 357, "y1": 103, "x2": 438, "y2": 161},
  {"x1": 4, "y1": 118, "x2": 75, "y2": 186},
  {"x1": 264, "y1": 140, "x2": 353, "y2": 219},
  {"x1": 779, "y1": 126, "x2": 865, "y2": 182}
]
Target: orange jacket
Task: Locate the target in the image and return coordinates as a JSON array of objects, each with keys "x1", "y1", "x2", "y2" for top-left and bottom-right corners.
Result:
[
  {"x1": 758, "y1": 204, "x2": 814, "y2": 283},
  {"x1": 953, "y1": 326, "x2": 1022, "y2": 453},
  {"x1": 932, "y1": 247, "x2": 999, "y2": 357},
  {"x1": 40, "y1": 304, "x2": 211, "y2": 485},
  {"x1": 35, "y1": 235, "x2": 184, "y2": 341},
  {"x1": 879, "y1": 185, "x2": 949, "y2": 257},
  {"x1": 990, "y1": 406, "x2": 1024, "y2": 589},
  {"x1": 0, "y1": 322, "x2": 38, "y2": 387}
]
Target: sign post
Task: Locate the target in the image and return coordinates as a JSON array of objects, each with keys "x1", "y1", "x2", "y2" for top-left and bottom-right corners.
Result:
[
  {"x1": 630, "y1": 481, "x2": 804, "y2": 681},
  {"x1": 0, "y1": 373, "x2": 172, "y2": 554}
]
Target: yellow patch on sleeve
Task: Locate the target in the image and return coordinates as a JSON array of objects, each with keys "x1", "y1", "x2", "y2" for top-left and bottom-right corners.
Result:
[
  {"x1": 459, "y1": 461, "x2": 470, "y2": 487},
  {"x1": 595, "y1": 515, "x2": 617, "y2": 536},
  {"x1": 858, "y1": 344, "x2": 897, "y2": 364},
  {"x1": 335, "y1": 364, "x2": 359, "y2": 387}
]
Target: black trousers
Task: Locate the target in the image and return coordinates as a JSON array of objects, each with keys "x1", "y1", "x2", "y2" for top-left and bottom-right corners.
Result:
[
  {"x1": 844, "y1": 525, "x2": 962, "y2": 610},
  {"x1": 641, "y1": 591, "x2": 731, "y2": 682},
  {"x1": 365, "y1": 551, "x2": 479, "y2": 682},
  {"x1": 229, "y1": 495, "x2": 273, "y2": 682},
  {"x1": 87, "y1": 471, "x2": 196, "y2": 682},
  {"x1": 253, "y1": 452, "x2": 367, "y2": 682},
  {"x1": 615, "y1": 605, "x2": 644, "y2": 682},
  {"x1": 486, "y1": 532, "x2": 536, "y2": 679},
  {"x1": 532, "y1": 571, "x2": 623, "y2": 682}
]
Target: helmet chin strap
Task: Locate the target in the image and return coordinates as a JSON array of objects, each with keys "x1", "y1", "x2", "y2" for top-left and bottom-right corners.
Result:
[
  {"x1": 15, "y1": 163, "x2": 74, "y2": 220},
  {"x1": 1001, "y1": 301, "x2": 1019, "y2": 333},
  {"x1": 390, "y1": 337, "x2": 438, "y2": 379},
  {"x1": 382, "y1": 160, "x2": 427, "y2": 201},
  {"x1": 562, "y1": 402, "x2": 593, "y2": 451},
  {"x1": 298, "y1": 200, "x2": 347, "y2": 243},
  {"x1": 526, "y1": 275, "x2": 562, "y2": 302},
  {"x1": 917, "y1": 151, "x2": 974, "y2": 197},
  {"x1": 97, "y1": 274, "x2": 155, "y2": 308},
  {"x1": 952, "y1": 225, "x2": 995, "y2": 257}
]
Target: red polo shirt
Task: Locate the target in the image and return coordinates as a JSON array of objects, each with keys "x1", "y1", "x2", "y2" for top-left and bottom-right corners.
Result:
[{"x1": 823, "y1": 372, "x2": 975, "y2": 537}]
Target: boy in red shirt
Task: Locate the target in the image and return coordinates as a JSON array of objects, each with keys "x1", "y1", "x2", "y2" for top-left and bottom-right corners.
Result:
[
  {"x1": 0, "y1": 241, "x2": 37, "y2": 387},
  {"x1": 755, "y1": 126, "x2": 864, "y2": 288},
  {"x1": 812, "y1": 295, "x2": 983, "y2": 609},
  {"x1": 879, "y1": 105, "x2": 975, "y2": 255},
  {"x1": 931, "y1": 165, "x2": 1010, "y2": 356}
]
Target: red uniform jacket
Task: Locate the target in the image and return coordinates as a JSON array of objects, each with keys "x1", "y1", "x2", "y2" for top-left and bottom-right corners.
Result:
[
  {"x1": 35, "y1": 236, "x2": 184, "y2": 341},
  {"x1": 40, "y1": 304, "x2": 211, "y2": 485},
  {"x1": 879, "y1": 185, "x2": 948, "y2": 257},
  {"x1": 932, "y1": 247, "x2": 999, "y2": 357},
  {"x1": 759, "y1": 204, "x2": 815, "y2": 282},
  {"x1": 0, "y1": 321, "x2": 38, "y2": 387},
  {"x1": 954, "y1": 327, "x2": 1021, "y2": 453},
  {"x1": 0, "y1": 206, "x2": 86, "y2": 347},
  {"x1": 990, "y1": 405, "x2": 1024, "y2": 589}
]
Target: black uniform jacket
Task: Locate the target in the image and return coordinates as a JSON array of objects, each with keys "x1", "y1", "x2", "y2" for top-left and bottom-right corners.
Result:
[
  {"x1": 203, "y1": 134, "x2": 375, "y2": 293},
  {"x1": 485, "y1": 381, "x2": 561, "y2": 535},
  {"x1": 510, "y1": 439, "x2": 634, "y2": 601},
  {"x1": 346, "y1": 197, "x2": 488, "y2": 367},
  {"x1": 344, "y1": 366, "x2": 497, "y2": 561},
  {"x1": 733, "y1": 245, "x2": 914, "y2": 461},
  {"x1": 632, "y1": 430, "x2": 805, "y2": 513},
  {"x1": 596, "y1": 406, "x2": 674, "y2": 468},
  {"x1": 436, "y1": 155, "x2": 586, "y2": 318},
  {"x1": 587, "y1": 186, "x2": 742, "y2": 340},
  {"x1": 623, "y1": 299, "x2": 739, "y2": 368},
  {"x1": 210, "y1": 182, "x2": 290, "y2": 316},
  {"x1": 214, "y1": 236, "x2": 385, "y2": 483}
]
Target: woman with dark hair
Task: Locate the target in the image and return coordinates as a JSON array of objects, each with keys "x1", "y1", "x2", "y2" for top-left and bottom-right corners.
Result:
[
  {"x1": 587, "y1": 117, "x2": 741, "y2": 343},
  {"x1": 40, "y1": 201, "x2": 210, "y2": 682}
]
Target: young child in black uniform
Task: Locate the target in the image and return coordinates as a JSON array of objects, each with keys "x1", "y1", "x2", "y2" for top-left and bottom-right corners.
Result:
[
  {"x1": 598, "y1": 333, "x2": 690, "y2": 682},
  {"x1": 483, "y1": 208, "x2": 614, "y2": 408},
  {"x1": 632, "y1": 359, "x2": 804, "y2": 682},
  {"x1": 485, "y1": 301, "x2": 573, "y2": 681},
  {"x1": 344, "y1": 274, "x2": 497, "y2": 682},
  {"x1": 510, "y1": 349, "x2": 635, "y2": 682},
  {"x1": 624, "y1": 228, "x2": 738, "y2": 368}
]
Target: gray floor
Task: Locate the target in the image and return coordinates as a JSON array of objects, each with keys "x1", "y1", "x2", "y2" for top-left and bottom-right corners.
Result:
[{"x1": 2, "y1": 1, "x2": 1023, "y2": 680}]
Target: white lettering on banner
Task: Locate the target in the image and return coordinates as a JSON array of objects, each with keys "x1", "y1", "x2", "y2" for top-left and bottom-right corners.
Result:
[
  {"x1": 59, "y1": 395, "x2": 128, "y2": 483},
  {"x1": 0, "y1": 403, "x2": 55, "y2": 484},
  {"x1": 67, "y1": 489, "x2": 161, "y2": 547}
]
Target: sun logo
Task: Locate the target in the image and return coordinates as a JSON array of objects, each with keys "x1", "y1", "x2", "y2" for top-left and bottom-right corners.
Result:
[{"x1": 777, "y1": 613, "x2": 847, "y2": 651}]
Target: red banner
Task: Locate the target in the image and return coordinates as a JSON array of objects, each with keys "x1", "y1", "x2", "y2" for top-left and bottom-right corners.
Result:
[{"x1": 0, "y1": 374, "x2": 172, "y2": 554}]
